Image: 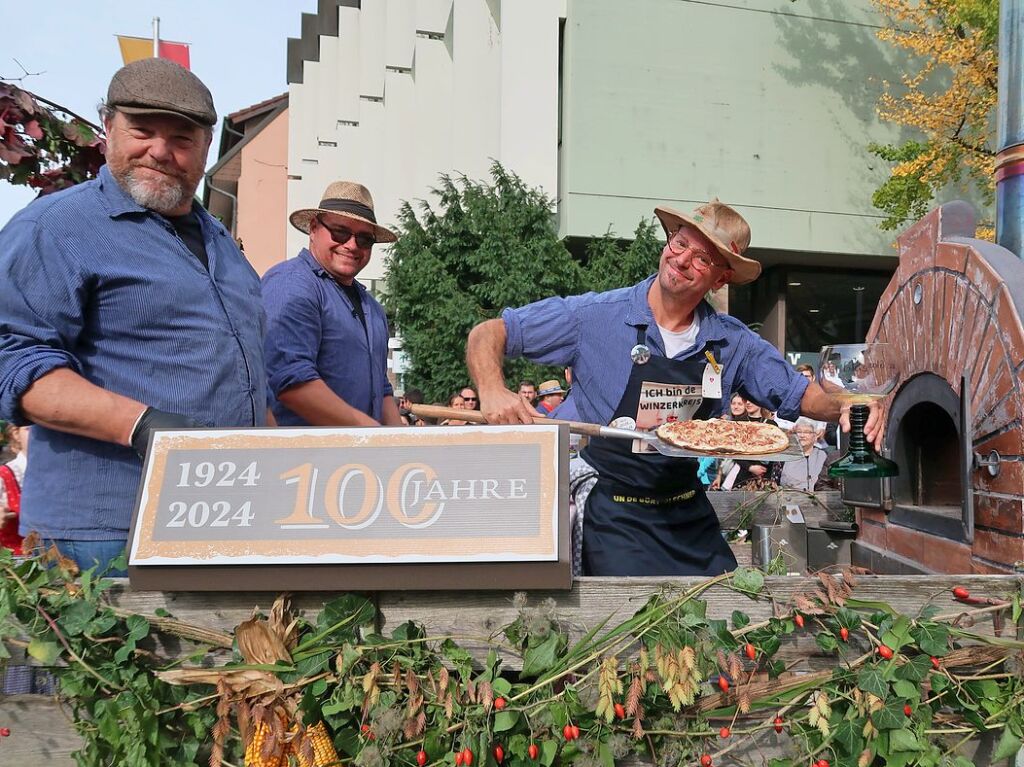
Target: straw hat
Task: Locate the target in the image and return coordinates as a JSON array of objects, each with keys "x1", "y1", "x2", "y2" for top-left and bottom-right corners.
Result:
[
  {"x1": 289, "y1": 181, "x2": 398, "y2": 243},
  {"x1": 654, "y1": 199, "x2": 761, "y2": 284},
  {"x1": 538, "y1": 380, "x2": 567, "y2": 397}
]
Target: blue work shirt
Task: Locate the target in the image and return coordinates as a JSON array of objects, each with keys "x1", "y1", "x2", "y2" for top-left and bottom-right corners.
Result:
[
  {"x1": 262, "y1": 249, "x2": 393, "y2": 425},
  {"x1": 502, "y1": 275, "x2": 808, "y2": 426},
  {"x1": 0, "y1": 166, "x2": 267, "y2": 540}
]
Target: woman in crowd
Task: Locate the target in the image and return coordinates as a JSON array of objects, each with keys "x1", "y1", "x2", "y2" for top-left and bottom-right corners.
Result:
[{"x1": 439, "y1": 393, "x2": 470, "y2": 426}]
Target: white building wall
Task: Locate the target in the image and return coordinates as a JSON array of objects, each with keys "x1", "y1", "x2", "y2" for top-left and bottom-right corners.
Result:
[{"x1": 286, "y1": 0, "x2": 564, "y2": 282}]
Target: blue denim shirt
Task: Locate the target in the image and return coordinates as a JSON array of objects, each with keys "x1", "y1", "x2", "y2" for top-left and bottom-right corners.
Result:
[
  {"x1": 502, "y1": 275, "x2": 808, "y2": 426},
  {"x1": 262, "y1": 249, "x2": 393, "y2": 425},
  {"x1": 0, "y1": 166, "x2": 267, "y2": 540}
]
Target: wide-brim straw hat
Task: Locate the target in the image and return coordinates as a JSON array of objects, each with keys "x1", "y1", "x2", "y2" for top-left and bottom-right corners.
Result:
[
  {"x1": 654, "y1": 198, "x2": 761, "y2": 285},
  {"x1": 537, "y1": 380, "x2": 567, "y2": 396},
  {"x1": 289, "y1": 181, "x2": 398, "y2": 244}
]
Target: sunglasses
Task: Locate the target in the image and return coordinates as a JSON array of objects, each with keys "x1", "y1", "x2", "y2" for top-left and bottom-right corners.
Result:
[{"x1": 317, "y1": 217, "x2": 377, "y2": 249}]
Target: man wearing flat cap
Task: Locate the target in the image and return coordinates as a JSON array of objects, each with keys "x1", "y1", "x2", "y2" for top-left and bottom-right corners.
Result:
[
  {"x1": 262, "y1": 182, "x2": 402, "y2": 427},
  {"x1": 0, "y1": 59, "x2": 268, "y2": 574},
  {"x1": 467, "y1": 199, "x2": 881, "y2": 576}
]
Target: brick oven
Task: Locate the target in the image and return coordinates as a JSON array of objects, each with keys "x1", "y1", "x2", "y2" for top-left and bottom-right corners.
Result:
[{"x1": 849, "y1": 201, "x2": 1024, "y2": 574}]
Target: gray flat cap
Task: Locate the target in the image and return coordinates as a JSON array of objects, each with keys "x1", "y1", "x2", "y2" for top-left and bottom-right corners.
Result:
[{"x1": 106, "y1": 58, "x2": 216, "y2": 127}]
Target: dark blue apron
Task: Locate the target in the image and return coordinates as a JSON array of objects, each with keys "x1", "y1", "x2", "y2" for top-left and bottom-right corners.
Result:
[{"x1": 579, "y1": 325, "x2": 737, "y2": 576}]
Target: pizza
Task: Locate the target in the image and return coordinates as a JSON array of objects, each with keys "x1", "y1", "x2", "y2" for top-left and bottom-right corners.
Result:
[{"x1": 656, "y1": 418, "x2": 790, "y2": 455}]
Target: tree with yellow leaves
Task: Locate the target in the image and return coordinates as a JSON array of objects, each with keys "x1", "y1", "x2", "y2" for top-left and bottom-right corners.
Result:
[{"x1": 868, "y1": 0, "x2": 997, "y2": 232}]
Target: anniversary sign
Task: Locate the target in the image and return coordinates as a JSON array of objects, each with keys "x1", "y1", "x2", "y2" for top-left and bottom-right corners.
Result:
[{"x1": 127, "y1": 424, "x2": 570, "y2": 590}]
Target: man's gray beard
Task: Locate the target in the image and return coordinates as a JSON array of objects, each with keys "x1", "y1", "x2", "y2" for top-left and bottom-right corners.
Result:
[{"x1": 119, "y1": 167, "x2": 194, "y2": 215}]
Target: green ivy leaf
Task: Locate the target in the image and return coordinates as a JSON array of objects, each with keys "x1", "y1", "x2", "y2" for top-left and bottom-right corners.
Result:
[
  {"x1": 832, "y1": 718, "x2": 862, "y2": 756},
  {"x1": 732, "y1": 567, "x2": 765, "y2": 594},
  {"x1": 881, "y1": 615, "x2": 913, "y2": 651},
  {"x1": 889, "y1": 728, "x2": 923, "y2": 751},
  {"x1": 895, "y1": 654, "x2": 932, "y2": 683},
  {"x1": 834, "y1": 606, "x2": 862, "y2": 630},
  {"x1": 540, "y1": 739, "x2": 558, "y2": 766},
  {"x1": 494, "y1": 711, "x2": 520, "y2": 732},
  {"x1": 874, "y1": 702, "x2": 909, "y2": 731},
  {"x1": 520, "y1": 633, "x2": 559, "y2": 679},
  {"x1": 910, "y1": 622, "x2": 949, "y2": 656},
  {"x1": 993, "y1": 727, "x2": 1022, "y2": 762},
  {"x1": 815, "y1": 633, "x2": 839, "y2": 654},
  {"x1": 857, "y1": 667, "x2": 889, "y2": 700},
  {"x1": 492, "y1": 677, "x2": 512, "y2": 696},
  {"x1": 731, "y1": 610, "x2": 750, "y2": 630},
  {"x1": 58, "y1": 599, "x2": 97, "y2": 636},
  {"x1": 892, "y1": 679, "x2": 919, "y2": 700}
]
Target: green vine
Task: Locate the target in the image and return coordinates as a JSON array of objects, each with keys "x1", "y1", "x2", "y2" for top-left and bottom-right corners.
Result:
[{"x1": 1, "y1": 546, "x2": 1022, "y2": 767}]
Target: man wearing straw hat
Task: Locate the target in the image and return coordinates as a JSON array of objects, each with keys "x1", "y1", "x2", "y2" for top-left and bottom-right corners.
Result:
[
  {"x1": 467, "y1": 199, "x2": 881, "y2": 576},
  {"x1": 262, "y1": 181, "x2": 403, "y2": 426}
]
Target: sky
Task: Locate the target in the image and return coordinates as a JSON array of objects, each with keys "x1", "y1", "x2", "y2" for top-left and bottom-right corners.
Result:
[{"x1": 0, "y1": 0, "x2": 317, "y2": 226}]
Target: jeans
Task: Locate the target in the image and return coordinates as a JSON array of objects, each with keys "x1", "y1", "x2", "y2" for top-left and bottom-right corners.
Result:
[{"x1": 47, "y1": 539, "x2": 128, "y2": 577}]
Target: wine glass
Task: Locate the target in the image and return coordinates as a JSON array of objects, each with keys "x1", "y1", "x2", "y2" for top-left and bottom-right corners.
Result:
[{"x1": 818, "y1": 343, "x2": 899, "y2": 478}]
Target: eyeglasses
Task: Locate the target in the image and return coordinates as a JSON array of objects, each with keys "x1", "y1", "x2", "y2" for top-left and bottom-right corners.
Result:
[
  {"x1": 317, "y1": 217, "x2": 377, "y2": 249},
  {"x1": 667, "y1": 230, "x2": 728, "y2": 271}
]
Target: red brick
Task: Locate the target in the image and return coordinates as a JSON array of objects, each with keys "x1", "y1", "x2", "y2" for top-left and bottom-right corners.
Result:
[
  {"x1": 972, "y1": 528, "x2": 1024, "y2": 567},
  {"x1": 965, "y1": 247, "x2": 1003, "y2": 304},
  {"x1": 870, "y1": 276, "x2": 901, "y2": 338},
  {"x1": 974, "y1": 392, "x2": 1023, "y2": 448},
  {"x1": 993, "y1": 284, "x2": 1024, "y2": 371},
  {"x1": 858, "y1": 507, "x2": 888, "y2": 525},
  {"x1": 898, "y1": 208, "x2": 939, "y2": 284},
  {"x1": 973, "y1": 420, "x2": 1024, "y2": 495},
  {"x1": 932, "y1": 274, "x2": 958, "y2": 384},
  {"x1": 918, "y1": 534, "x2": 972, "y2": 574},
  {"x1": 857, "y1": 517, "x2": 887, "y2": 548},
  {"x1": 970, "y1": 557, "x2": 1015, "y2": 574},
  {"x1": 934, "y1": 242, "x2": 969, "y2": 273},
  {"x1": 915, "y1": 271, "x2": 935, "y2": 373},
  {"x1": 973, "y1": 493, "x2": 1024, "y2": 535},
  {"x1": 886, "y1": 524, "x2": 927, "y2": 564},
  {"x1": 963, "y1": 304, "x2": 996, "y2": 395}
]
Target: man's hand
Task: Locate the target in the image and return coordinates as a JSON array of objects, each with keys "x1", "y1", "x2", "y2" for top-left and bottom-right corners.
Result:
[
  {"x1": 838, "y1": 400, "x2": 886, "y2": 451},
  {"x1": 130, "y1": 407, "x2": 203, "y2": 457},
  {"x1": 481, "y1": 387, "x2": 538, "y2": 425},
  {"x1": 749, "y1": 465, "x2": 767, "y2": 477}
]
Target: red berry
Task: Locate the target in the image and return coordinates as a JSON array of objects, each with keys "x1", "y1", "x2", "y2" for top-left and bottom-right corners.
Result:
[
  {"x1": 931, "y1": 656, "x2": 941, "y2": 670},
  {"x1": 816, "y1": 760, "x2": 830, "y2": 767},
  {"x1": 528, "y1": 744, "x2": 539, "y2": 761},
  {"x1": 717, "y1": 676, "x2": 730, "y2": 693},
  {"x1": 493, "y1": 745, "x2": 504, "y2": 763},
  {"x1": 794, "y1": 614, "x2": 805, "y2": 629},
  {"x1": 494, "y1": 697, "x2": 506, "y2": 711},
  {"x1": 614, "y1": 703, "x2": 626, "y2": 719},
  {"x1": 570, "y1": 725, "x2": 580, "y2": 740},
  {"x1": 904, "y1": 704, "x2": 913, "y2": 717},
  {"x1": 839, "y1": 627, "x2": 849, "y2": 641},
  {"x1": 877, "y1": 645, "x2": 894, "y2": 659},
  {"x1": 462, "y1": 748, "x2": 474, "y2": 766},
  {"x1": 0, "y1": 727, "x2": 9, "y2": 737},
  {"x1": 417, "y1": 750, "x2": 428, "y2": 767},
  {"x1": 456, "y1": 753, "x2": 464, "y2": 767},
  {"x1": 745, "y1": 643, "x2": 756, "y2": 660},
  {"x1": 719, "y1": 726, "x2": 731, "y2": 739},
  {"x1": 773, "y1": 716, "x2": 783, "y2": 733},
  {"x1": 700, "y1": 755, "x2": 713, "y2": 767},
  {"x1": 952, "y1": 586, "x2": 970, "y2": 601},
  {"x1": 361, "y1": 724, "x2": 370, "y2": 733},
  {"x1": 563, "y1": 724, "x2": 574, "y2": 741}
]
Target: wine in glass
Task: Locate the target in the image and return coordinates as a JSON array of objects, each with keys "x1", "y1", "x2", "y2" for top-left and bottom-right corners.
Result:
[{"x1": 818, "y1": 343, "x2": 899, "y2": 478}]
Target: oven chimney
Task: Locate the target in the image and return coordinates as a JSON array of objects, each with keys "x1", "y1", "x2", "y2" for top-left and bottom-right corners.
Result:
[{"x1": 997, "y1": 0, "x2": 1024, "y2": 255}]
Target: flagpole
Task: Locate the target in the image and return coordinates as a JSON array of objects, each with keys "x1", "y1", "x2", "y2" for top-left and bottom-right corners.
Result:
[{"x1": 152, "y1": 17, "x2": 160, "y2": 58}]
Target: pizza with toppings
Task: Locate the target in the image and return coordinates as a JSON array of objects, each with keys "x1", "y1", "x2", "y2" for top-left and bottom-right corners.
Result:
[{"x1": 655, "y1": 418, "x2": 790, "y2": 455}]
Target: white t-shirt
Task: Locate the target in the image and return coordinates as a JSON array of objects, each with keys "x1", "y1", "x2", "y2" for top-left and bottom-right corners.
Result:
[{"x1": 657, "y1": 314, "x2": 701, "y2": 359}]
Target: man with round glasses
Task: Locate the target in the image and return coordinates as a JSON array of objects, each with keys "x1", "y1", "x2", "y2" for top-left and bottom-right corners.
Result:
[
  {"x1": 262, "y1": 181, "x2": 403, "y2": 426},
  {"x1": 467, "y1": 199, "x2": 880, "y2": 576}
]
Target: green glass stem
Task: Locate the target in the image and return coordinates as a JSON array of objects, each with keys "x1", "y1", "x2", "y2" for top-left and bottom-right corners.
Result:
[{"x1": 828, "y1": 403, "x2": 899, "y2": 478}]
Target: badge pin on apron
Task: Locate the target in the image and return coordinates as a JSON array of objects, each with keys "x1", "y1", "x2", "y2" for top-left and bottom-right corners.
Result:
[{"x1": 630, "y1": 344, "x2": 652, "y2": 365}]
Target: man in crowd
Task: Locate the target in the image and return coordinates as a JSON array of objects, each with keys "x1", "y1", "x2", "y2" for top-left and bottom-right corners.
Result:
[
  {"x1": 518, "y1": 380, "x2": 537, "y2": 405},
  {"x1": 467, "y1": 199, "x2": 879, "y2": 576},
  {"x1": 262, "y1": 181, "x2": 402, "y2": 426},
  {"x1": 534, "y1": 380, "x2": 566, "y2": 416},
  {"x1": 459, "y1": 387, "x2": 480, "y2": 411},
  {"x1": 0, "y1": 59, "x2": 268, "y2": 574}
]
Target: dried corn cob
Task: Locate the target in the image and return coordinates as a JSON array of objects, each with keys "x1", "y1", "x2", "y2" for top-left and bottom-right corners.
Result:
[
  {"x1": 244, "y1": 719, "x2": 286, "y2": 767},
  {"x1": 292, "y1": 721, "x2": 342, "y2": 767}
]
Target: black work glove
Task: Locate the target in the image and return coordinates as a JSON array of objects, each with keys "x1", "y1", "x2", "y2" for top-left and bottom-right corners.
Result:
[{"x1": 130, "y1": 407, "x2": 203, "y2": 458}]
